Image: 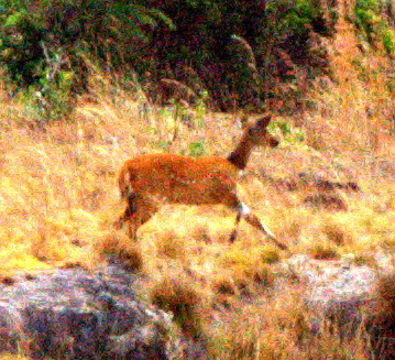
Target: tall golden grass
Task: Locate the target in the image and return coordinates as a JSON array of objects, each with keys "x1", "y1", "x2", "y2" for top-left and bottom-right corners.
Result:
[{"x1": 0, "y1": 2, "x2": 394, "y2": 357}]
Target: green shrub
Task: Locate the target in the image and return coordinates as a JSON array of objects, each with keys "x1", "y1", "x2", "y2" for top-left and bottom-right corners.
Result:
[
  {"x1": 188, "y1": 141, "x2": 206, "y2": 157},
  {"x1": 382, "y1": 27, "x2": 395, "y2": 54},
  {"x1": 0, "y1": 0, "x2": 173, "y2": 121},
  {"x1": 354, "y1": 0, "x2": 395, "y2": 55}
]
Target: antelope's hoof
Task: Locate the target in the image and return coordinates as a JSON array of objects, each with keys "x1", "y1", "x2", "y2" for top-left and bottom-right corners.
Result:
[
  {"x1": 272, "y1": 238, "x2": 288, "y2": 251},
  {"x1": 229, "y1": 230, "x2": 237, "y2": 243},
  {"x1": 276, "y1": 241, "x2": 289, "y2": 251}
]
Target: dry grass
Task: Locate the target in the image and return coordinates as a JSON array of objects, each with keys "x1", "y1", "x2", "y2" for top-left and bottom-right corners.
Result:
[
  {"x1": 378, "y1": 273, "x2": 395, "y2": 311},
  {"x1": 208, "y1": 289, "x2": 369, "y2": 360},
  {"x1": 0, "y1": 2, "x2": 394, "y2": 357},
  {"x1": 0, "y1": 355, "x2": 30, "y2": 360},
  {"x1": 150, "y1": 275, "x2": 206, "y2": 339}
]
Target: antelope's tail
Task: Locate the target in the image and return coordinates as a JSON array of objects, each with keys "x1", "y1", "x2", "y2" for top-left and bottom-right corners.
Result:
[{"x1": 118, "y1": 168, "x2": 135, "y2": 200}]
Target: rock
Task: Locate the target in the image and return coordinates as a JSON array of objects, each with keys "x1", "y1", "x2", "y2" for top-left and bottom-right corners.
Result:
[
  {"x1": 289, "y1": 255, "x2": 377, "y2": 335},
  {"x1": 284, "y1": 254, "x2": 395, "y2": 359},
  {"x1": 0, "y1": 263, "x2": 184, "y2": 359}
]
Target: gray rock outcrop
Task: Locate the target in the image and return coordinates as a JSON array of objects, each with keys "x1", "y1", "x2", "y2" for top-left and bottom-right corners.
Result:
[
  {"x1": 283, "y1": 254, "x2": 395, "y2": 359},
  {"x1": 0, "y1": 263, "x2": 182, "y2": 359}
]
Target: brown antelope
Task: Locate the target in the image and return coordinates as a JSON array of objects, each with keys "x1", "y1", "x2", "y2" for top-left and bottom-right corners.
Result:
[{"x1": 115, "y1": 115, "x2": 288, "y2": 250}]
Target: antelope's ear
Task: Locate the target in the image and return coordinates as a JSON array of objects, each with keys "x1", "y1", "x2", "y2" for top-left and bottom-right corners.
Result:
[{"x1": 256, "y1": 115, "x2": 271, "y2": 129}]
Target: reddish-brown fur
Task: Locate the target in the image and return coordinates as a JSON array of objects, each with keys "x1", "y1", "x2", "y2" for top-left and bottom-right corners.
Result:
[{"x1": 115, "y1": 115, "x2": 288, "y2": 250}]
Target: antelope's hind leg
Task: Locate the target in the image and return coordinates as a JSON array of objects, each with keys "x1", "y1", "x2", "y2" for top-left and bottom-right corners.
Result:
[
  {"x1": 114, "y1": 194, "x2": 138, "y2": 235},
  {"x1": 116, "y1": 195, "x2": 159, "y2": 240}
]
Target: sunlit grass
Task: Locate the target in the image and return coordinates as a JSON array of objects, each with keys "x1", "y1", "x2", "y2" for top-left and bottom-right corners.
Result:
[
  {"x1": 207, "y1": 289, "x2": 369, "y2": 360},
  {"x1": 0, "y1": 2, "x2": 394, "y2": 357},
  {"x1": 0, "y1": 81, "x2": 393, "y2": 353},
  {"x1": 0, "y1": 354, "x2": 30, "y2": 360}
]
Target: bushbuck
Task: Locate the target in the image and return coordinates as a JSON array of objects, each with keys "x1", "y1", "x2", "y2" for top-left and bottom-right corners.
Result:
[{"x1": 115, "y1": 115, "x2": 288, "y2": 250}]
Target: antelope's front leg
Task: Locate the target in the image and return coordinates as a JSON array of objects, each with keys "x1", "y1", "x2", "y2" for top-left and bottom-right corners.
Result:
[
  {"x1": 243, "y1": 213, "x2": 288, "y2": 250},
  {"x1": 229, "y1": 211, "x2": 242, "y2": 243}
]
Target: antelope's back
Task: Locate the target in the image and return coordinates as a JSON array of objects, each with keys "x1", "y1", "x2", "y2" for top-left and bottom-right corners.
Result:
[{"x1": 118, "y1": 153, "x2": 240, "y2": 204}]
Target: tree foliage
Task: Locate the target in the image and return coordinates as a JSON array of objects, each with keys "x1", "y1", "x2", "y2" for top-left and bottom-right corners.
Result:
[
  {"x1": 354, "y1": 0, "x2": 395, "y2": 54},
  {"x1": 0, "y1": 0, "x2": 340, "y2": 120}
]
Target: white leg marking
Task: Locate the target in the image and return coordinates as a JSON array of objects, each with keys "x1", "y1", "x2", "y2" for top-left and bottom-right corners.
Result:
[
  {"x1": 124, "y1": 171, "x2": 130, "y2": 185},
  {"x1": 123, "y1": 172, "x2": 134, "y2": 197},
  {"x1": 126, "y1": 185, "x2": 134, "y2": 197},
  {"x1": 263, "y1": 224, "x2": 276, "y2": 240},
  {"x1": 239, "y1": 202, "x2": 251, "y2": 216}
]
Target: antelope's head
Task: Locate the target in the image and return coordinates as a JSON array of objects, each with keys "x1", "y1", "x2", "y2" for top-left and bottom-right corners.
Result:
[{"x1": 246, "y1": 115, "x2": 279, "y2": 148}]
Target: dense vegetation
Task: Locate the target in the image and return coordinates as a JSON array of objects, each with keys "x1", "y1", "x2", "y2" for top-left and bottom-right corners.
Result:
[
  {"x1": 353, "y1": 0, "x2": 395, "y2": 54},
  {"x1": 1, "y1": 0, "x2": 393, "y2": 123},
  {"x1": 0, "y1": 0, "x2": 343, "y2": 121}
]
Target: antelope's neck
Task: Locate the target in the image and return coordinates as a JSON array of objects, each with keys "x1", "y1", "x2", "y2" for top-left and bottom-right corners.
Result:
[{"x1": 227, "y1": 134, "x2": 255, "y2": 170}]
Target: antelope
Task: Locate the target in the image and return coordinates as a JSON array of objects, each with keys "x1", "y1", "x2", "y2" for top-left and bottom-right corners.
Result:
[{"x1": 115, "y1": 115, "x2": 288, "y2": 250}]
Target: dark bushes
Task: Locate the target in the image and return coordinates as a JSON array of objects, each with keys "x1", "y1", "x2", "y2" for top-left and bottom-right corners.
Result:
[{"x1": 0, "y1": 0, "x2": 339, "y2": 119}]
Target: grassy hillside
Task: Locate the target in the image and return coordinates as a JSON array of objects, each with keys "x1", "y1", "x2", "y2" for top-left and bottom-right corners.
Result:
[{"x1": 0, "y1": 1, "x2": 394, "y2": 358}]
